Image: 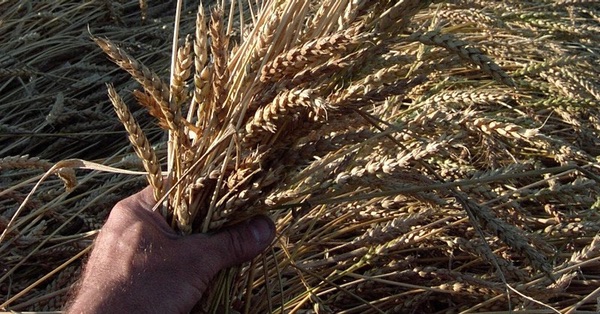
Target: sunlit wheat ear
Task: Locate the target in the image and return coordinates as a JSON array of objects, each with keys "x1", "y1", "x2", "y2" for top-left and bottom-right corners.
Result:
[
  {"x1": 191, "y1": 3, "x2": 211, "y2": 126},
  {"x1": 374, "y1": 0, "x2": 437, "y2": 32},
  {"x1": 409, "y1": 30, "x2": 515, "y2": 87},
  {"x1": 560, "y1": 68, "x2": 600, "y2": 100},
  {"x1": 242, "y1": 88, "x2": 325, "y2": 146},
  {"x1": 132, "y1": 89, "x2": 169, "y2": 129},
  {"x1": 286, "y1": 48, "x2": 365, "y2": 88},
  {"x1": 208, "y1": 7, "x2": 229, "y2": 123},
  {"x1": 93, "y1": 37, "x2": 177, "y2": 130},
  {"x1": 247, "y1": 11, "x2": 280, "y2": 74},
  {"x1": 260, "y1": 27, "x2": 361, "y2": 83},
  {"x1": 438, "y1": 8, "x2": 506, "y2": 29},
  {"x1": 107, "y1": 84, "x2": 163, "y2": 202},
  {"x1": 171, "y1": 34, "x2": 193, "y2": 106}
]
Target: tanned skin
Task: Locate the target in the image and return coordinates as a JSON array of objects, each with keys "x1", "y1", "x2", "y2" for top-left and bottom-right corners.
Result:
[{"x1": 66, "y1": 186, "x2": 275, "y2": 314}]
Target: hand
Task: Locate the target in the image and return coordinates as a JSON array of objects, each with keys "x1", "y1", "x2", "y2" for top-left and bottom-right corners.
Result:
[{"x1": 66, "y1": 186, "x2": 275, "y2": 314}]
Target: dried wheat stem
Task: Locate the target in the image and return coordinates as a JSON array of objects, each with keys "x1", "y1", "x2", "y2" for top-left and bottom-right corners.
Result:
[{"x1": 304, "y1": 0, "x2": 349, "y2": 38}]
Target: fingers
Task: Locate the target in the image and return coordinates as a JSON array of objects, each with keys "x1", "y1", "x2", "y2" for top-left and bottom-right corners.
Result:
[
  {"x1": 210, "y1": 215, "x2": 275, "y2": 266},
  {"x1": 185, "y1": 216, "x2": 276, "y2": 272},
  {"x1": 117, "y1": 186, "x2": 276, "y2": 272},
  {"x1": 117, "y1": 185, "x2": 156, "y2": 212},
  {"x1": 110, "y1": 186, "x2": 174, "y2": 234}
]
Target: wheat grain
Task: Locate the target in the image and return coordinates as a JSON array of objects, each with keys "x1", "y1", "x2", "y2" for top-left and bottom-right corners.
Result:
[
  {"x1": 287, "y1": 48, "x2": 366, "y2": 88},
  {"x1": 243, "y1": 88, "x2": 326, "y2": 146},
  {"x1": 469, "y1": 116, "x2": 540, "y2": 141},
  {"x1": 293, "y1": 127, "x2": 375, "y2": 161},
  {"x1": 422, "y1": 89, "x2": 513, "y2": 107},
  {"x1": 0, "y1": 155, "x2": 54, "y2": 171},
  {"x1": 138, "y1": 0, "x2": 148, "y2": 21},
  {"x1": 541, "y1": 68, "x2": 589, "y2": 99},
  {"x1": 247, "y1": 10, "x2": 280, "y2": 74},
  {"x1": 461, "y1": 197, "x2": 552, "y2": 276},
  {"x1": 375, "y1": 0, "x2": 434, "y2": 32},
  {"x1": 171, "y1": 34, "x2": 193, "y2": 106},
  {"x1": 0, "y1": 67, "x2": 35, "y2": 78},
  {"x1": 132, "y1": 90, "x2": 168, "y2": 129},
  {"x1": 556, "y1": 0, "x2": 600, "y2": 5},
  {"x1": 329, "y1": 75, "x2": 426, "y2": 110},
  {"x1": 261, "y1": 27, "x2": 361, "y2": 83},
  {"x1": 47, "y1": 109, "x2": 112, "y2": 127},
  {"x1": 191, "y1": 3, "x2": 210, "y2": 125},
  {"x1": 560, "y1": 68, "x2": 600, "y2": 100},
  {"x1": 350, "y1": 210, "x2": 434, "y2": 248},
  {"x1": 208, "y1": 8, "x2": 229, "y2": 124},
  {"x1": 513, "y1": 56, "x2": 580, "y2": 77},
  {"x1": 93, "y1": 37, "x2": 177, "y2": 131},
  {"x1": 410, "y1": 30, "x2": 515, "y2": 86},
  {"x1": 107, "y1": 84, "x2": 163, "y2": 202},
  {"x1": 438, "y1": 8, "x2": 506, "y2": 29}
]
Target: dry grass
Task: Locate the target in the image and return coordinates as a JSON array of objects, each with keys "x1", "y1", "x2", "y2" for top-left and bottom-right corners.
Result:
[{"x1": 1, "y1": 0, "x2": 600, "y2": 313}]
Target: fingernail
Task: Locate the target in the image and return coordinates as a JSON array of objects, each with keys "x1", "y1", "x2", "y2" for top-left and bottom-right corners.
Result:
[{"x1": 248, "y1": 216, "x2": 274, "y2": 245}]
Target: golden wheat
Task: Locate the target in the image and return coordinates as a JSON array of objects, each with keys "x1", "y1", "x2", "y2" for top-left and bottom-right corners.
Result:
[
  {"x1": 2, "y1": 1, "x2": 600, "y2": 313},
  {"x1": 107, "y1": 84, "x2": 163, "y2": 202}
]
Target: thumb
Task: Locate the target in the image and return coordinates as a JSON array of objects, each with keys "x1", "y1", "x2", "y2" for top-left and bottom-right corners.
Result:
[{"x1": 188, "y1": 215, "x2": 276, "y2": 273}]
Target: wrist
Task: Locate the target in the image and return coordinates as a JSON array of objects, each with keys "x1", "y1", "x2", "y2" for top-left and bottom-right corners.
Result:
[
  {"x1": 66, "y1": 280, "x2": 112, "y2": 313},
  {"x1": 66, "y1": 269, "x2": 135, "y2": 314}
]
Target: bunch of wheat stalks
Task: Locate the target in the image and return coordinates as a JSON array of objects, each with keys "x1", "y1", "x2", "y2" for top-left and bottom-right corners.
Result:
[{"x1": 2, "y1": 0, "x2": 600, "y2": 312}]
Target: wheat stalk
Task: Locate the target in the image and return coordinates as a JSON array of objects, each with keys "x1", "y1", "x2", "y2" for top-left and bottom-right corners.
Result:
[{"x1": 3, "y1": 1, "x2": 600, "y2": 312}]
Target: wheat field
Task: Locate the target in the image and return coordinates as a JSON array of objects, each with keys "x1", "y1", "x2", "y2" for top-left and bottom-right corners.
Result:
[{"x1": 1, "y1": 0, "x2": 600, "y2": 313}]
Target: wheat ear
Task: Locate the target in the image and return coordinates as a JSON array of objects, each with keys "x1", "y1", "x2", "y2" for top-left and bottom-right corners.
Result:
[
  {"x1": 107, "y1": 84, "x2": 163, "y2": 202},
  {"x1": 260, "y1": 28, "x2": 360, "y2": 83},
  {"x1": 410, "y1": 30, "x2": 515, "y2": 87},
  {"x1": 191, "y1": 3, "x2": 211, "y2": 127},
  {"x1": 93, "y1": 36, "x2": 178, "y2": 131}
]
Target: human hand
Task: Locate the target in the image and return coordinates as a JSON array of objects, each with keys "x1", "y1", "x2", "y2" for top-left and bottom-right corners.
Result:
[{"x1": 66, "y1": 186, "x2": 275, "y2": 314}]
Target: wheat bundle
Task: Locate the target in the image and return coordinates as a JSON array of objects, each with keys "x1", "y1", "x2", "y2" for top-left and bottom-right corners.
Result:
[{"x1": 1, "y1": 0, "x2": 600, "y2": 313}]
